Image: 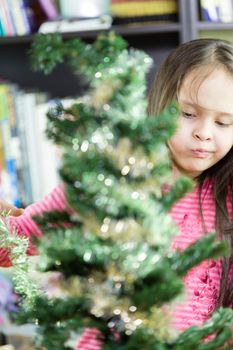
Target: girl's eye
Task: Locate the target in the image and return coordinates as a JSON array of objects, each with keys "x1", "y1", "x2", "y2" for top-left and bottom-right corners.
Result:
[
  {"x1": 182, "y1": 112, "x2": 195, "y2": 118},
  {"x1": 216, "y1": 121, "x2": 230, "y2": 127}
]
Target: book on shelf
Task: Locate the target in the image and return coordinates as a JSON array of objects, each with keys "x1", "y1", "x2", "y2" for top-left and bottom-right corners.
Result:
[
  {"x1": 0, "y1": 0, "x2": 16, "y2": 36},
  {"x1": 0, "y1": 82, "x2": 61, "y2": 206},
  {"x1": 13, "y1": 87, "x2": 33, "y2": 205},
  {"x1": 200, "y1": 0, "x2": 233, "y2": 22},
  {"x1": 0, "y1": 0, "x2": 56, "y2": 37},
  {"x1": 38, "y1": 0, "x2": 59, "y2": 20},
  {"x1": 199, "y1": 0, "x2": 220, "y2": 22},
  {"x1": 7, "y1": 0, "x2": 31, "y2": 36},
  {"x1": 111, "y1": 0, "x2": 178, "y2": 24},
  {"x1": 38, "y1": 14, "x2": 112, "y2": 34},
  {"x1": 58, "y1": 0, "x2": 111, "y2": 18},
  {"x1": 0, "y1": 84, "x2": 21, "y2": 207},
  {"x1": 15, "y1": 90, "x2": 60, "y2": 204},
  {"x1": 23, "y1": 0, "x2": 50, "y2": 33},
  {"x1": 25, "y1": 96, "x2": 61, "y2": 202},
  {"x1": 217, "y1": 0, "x2": 233, "y2": 23},
  {"x1": 0, "y1": 1, "x2": 8, "y2": 36}
]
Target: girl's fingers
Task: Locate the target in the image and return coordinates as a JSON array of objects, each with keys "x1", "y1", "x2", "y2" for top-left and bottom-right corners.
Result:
[{"x1": 0, "y1": 200, "x2": 24, "y2": 216}]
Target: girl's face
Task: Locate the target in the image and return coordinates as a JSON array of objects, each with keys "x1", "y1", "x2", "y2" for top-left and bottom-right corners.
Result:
[{"x1": 168, "y1": 66, "x2": 233, "y2": 179}]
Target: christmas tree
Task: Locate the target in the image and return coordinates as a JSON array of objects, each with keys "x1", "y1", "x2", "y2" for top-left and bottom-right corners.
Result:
[{"x1": 2, "y1": 32, "x2": 233, "y2": 349}]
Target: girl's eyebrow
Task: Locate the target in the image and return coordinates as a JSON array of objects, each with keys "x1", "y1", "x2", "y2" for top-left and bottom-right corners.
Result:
[
  {"x1": 218, "y1": 112, "x2": 233, "y2": 118},
  {"x1": 180, "y1": 99, "x2": 233, "y2": 118},
  {"x1": 178, "y1": 99, "x2": 197, "y2": 107}
]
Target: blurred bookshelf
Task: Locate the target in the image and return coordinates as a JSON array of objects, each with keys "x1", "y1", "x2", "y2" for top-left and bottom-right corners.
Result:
[
  {"x1": 1, "y1": 0, "x2": 233, "y2": 207},
  {"x1": 1, "y1": 0, "x2": 233, "y2": 346},
  {"x1": 0, "y1": 22, "x2": 181, "y2": 45}
]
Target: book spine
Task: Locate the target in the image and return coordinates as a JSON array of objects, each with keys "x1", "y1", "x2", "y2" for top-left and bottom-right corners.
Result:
[
  {"x1": 1, "y1": 0, "x2": 16, "y2": 35},
  {"x1": 0, "y1": 84, "x2": 22, "y2": 206},
  {"x1": 21, "y1": 92, "x2": 41, "y2": 202},
  {"x1": 38, "y1": 0, "x2": 59, "y2": 20},
  {"x1": 217, "y1": 0, "x2": 233, "y2": 22},
  {"x1": 14, "y1": 89, "x2": 33, "y2": 205},
  {"x1": 39, "y1": 16, "x2": 112, "y2": 33},
  {"x1": 18, "y1": 0, "x2": 31, "y2": 33},
  {"x1": 200, "y1": 0, "x2": 220, "y2": 22},
  {"x1": 8, "y1": 0, "x2": 30, "y2": 35},
  {"x1": 34, "y1": 101, "x2": 60, "y2": 198},
  {"x1": 5, "y1": 1, "x2": 17, "y2": 35},
  {"x1": 58, "y1": 0, "x2": 110, "y2": 18},
  {"x1": 0, "y1": 19, "x2": 5, "y2": 36},
  {"x1": 0, "y1": 3, "x2": 7, "y2": 36}
]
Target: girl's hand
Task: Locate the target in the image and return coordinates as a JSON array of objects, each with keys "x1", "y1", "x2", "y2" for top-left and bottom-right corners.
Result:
[{"x1": 0, "y1": 200, "x2": 24, "y2": 217}]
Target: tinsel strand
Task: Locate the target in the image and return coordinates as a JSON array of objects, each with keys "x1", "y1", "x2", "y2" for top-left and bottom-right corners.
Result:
[{"x1": 0, "y1": 214, "x2": 39, "y2": 305}]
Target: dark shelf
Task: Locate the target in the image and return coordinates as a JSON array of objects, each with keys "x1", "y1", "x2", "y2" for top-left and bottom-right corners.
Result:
[
  {"x1": 112, "y1": 22, "x2": 181, "y2": 35},
  {"x1": 0, "y1": 22, "x2": 181, "y2": 45},
  {"x1": 197, "y1": 21, "x2": 233, "y2": 30}
]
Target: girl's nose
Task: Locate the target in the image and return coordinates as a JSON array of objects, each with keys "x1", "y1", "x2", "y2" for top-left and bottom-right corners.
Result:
[{"x1": 193, "y1": 122, "x2": 213, "y2": 141}]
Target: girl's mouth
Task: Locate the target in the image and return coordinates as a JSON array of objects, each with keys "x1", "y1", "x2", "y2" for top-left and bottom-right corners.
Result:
[{"x1": 191, "y1": 149, "x2": 213, "y2": 158}]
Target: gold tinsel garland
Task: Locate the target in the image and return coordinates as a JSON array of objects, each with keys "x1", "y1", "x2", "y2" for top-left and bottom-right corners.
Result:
[{"x1": 0, "y1": 214, "x2": 38, "y2": 305}]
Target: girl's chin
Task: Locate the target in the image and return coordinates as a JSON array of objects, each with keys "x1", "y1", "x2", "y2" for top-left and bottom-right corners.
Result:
[{"x1": 172, "y1": 163, "x2": 204, "y2": 179}]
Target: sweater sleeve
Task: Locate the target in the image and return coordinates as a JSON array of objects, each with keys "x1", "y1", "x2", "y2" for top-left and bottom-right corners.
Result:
[
  {"x1": 75, "y1": 328, "x2": 104, "y2": 350},
  {"x1": 1, "y1": 185, "x2": 105, "y2": 350},
  {"x1": 169, "y1": 182, "x2": 220, "y2": 332},
  {"x1": 0, "y1": 183, "x2": 69, "y2": 267}
]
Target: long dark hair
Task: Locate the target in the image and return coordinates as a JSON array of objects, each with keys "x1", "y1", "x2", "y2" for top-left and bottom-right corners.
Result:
[{"x1": 148, "y1": 38, "x2": 233, "y2": 308}]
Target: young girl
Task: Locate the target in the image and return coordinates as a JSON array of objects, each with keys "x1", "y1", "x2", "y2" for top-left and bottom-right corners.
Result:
[
  {"x1": 2, "y1": 37, "x2": 233, "y2": 348},
  {"x1": 148, "y1": 37, "x2": 233, "y2": 333}
]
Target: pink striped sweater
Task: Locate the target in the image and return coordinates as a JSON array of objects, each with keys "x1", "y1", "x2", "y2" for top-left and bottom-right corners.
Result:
[{"x1": 0, "y1": 181, "x2": 223, "y2": 347}]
